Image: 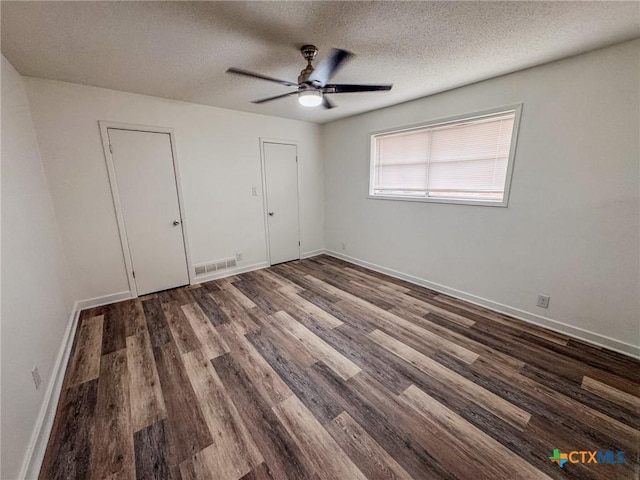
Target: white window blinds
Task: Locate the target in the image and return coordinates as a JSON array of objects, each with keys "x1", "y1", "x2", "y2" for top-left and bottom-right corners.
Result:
[{"x1": 371, "y1": 110, "x2": 517, "y2": 203}]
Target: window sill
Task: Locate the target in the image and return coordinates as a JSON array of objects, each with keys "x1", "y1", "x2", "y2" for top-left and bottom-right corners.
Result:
[{"x1": 366, "y1": 194, "x2": 509, "y2": 207}]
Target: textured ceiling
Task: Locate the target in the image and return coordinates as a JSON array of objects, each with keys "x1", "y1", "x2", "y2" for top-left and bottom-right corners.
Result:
[{"x1": 2, "y1": 1, "x2": 639, "y2": 123}]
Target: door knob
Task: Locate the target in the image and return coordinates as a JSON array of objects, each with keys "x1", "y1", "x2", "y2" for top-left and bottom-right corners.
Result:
[
  {"x1": 268, "y1": 212, "x2": 274, "y2": 216},
  {"x1": 173, "y1": 220, "x2": 180, "y2": 226}
]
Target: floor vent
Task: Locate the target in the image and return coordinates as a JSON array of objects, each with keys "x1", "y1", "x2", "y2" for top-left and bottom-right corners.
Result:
[{"x1": 195, "y1": 257, "x2": 237, "y2": 276}]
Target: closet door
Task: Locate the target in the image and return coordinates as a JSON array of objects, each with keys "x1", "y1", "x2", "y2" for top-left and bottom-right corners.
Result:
[
  {"x1": 108, "y1": 128, "x2": 189, "y2": 295},
  {"x1": 263, "y1": 142, "x2": 300, "y2": 265}
]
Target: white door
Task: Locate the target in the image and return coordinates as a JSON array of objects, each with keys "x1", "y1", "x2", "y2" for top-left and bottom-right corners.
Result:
[
  {"x1": 263, "y1": 142, "x2": 300, "y2": 265},
  {"x1": 108, "y1": 129, "x2": 189, "y2": 295}
]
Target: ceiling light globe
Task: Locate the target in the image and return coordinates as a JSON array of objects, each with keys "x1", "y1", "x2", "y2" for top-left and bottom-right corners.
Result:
[{"x1": 298, "y1": 90, "x2": 323, "y2": 107}]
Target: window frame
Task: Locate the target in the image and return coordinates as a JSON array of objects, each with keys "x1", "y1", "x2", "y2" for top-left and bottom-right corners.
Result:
[{"x1": 367, "y1": 104, "x2": 523, "y2": 207}]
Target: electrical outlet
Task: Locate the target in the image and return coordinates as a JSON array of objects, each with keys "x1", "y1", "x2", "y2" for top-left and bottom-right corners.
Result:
[
  {"x1": 537, "y1": 294, "x2": 550, "y2": 309},
  {"x1": 236, "y1": 253, "x2": 242, "y2": 261},
  {"x1": 251, "y1": 187, "x2": 258, "y2": 196},
  {"x1": 31, "y1": 366, "x2": 41, "y2": 390},
  {"x1": 341, "y1": 242, "x2": 346, "y2": 251}
]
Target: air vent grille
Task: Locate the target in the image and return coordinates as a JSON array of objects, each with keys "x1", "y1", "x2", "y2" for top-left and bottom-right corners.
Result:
[{"x1": 195, "y1": 256, "x2": 238, "y2": 276}]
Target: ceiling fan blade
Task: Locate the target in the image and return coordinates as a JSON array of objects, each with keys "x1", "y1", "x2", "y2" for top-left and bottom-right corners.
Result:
[
  {"x1": 251, "y1": 91, "x2": 298, "y2": 104},
  {"x1": 322, "y1": 96, "x2": 335, "y2": 109},
  {"x1": 324, "y1": 84, "x2": 393, "y2": 93},
  {"x1": 309, "y1": 48, "x2": 353, "y2": 87},
  {"x1": 227, "y1": 67, "x2": 297, "y2": 87}
]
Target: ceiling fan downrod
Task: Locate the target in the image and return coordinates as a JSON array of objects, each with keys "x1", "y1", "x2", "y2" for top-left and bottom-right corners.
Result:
[{"x1": 298, "y1": 45, "x2": 318, "y2": 85}]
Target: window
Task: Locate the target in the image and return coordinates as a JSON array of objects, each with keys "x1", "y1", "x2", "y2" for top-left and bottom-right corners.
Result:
[{"x1": 369, "y1": 106, "x2": 521, "y2": 206}]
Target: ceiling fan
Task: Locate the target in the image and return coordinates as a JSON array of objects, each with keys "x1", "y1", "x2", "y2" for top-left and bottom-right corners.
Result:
[{"x1": 226, "y1": 45, "x2": 392, "y2": 109}]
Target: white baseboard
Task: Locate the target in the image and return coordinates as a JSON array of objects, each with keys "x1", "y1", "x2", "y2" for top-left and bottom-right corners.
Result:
[
  {"x1": 325, "y1": 250, "x2": 640, "y2": 359},
  {"x1": 76, "y1": 290, "x2": 133, "y2": 310},
  {"x1": 193, "y1": 261, "x2": 270, "y2": 284},
  {"x1": 301, "y1": 249, "x2": 326, "y2": 259},
  {"x1": 19, "y1": 302, "x2": 81, "y2": 480}
]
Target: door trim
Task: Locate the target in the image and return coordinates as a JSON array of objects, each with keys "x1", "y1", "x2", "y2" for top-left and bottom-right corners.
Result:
[
  {"x1": 98, "y1": 121, "x2": 194, "y2": 297},
  {"x1": 259, "y1": 138, "x2": 301, "y2": 266}
]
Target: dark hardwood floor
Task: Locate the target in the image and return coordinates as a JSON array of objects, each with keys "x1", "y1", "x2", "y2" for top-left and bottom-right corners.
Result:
[{"x1": 40, "y1": 255, "x2": 640, "y2": 479}]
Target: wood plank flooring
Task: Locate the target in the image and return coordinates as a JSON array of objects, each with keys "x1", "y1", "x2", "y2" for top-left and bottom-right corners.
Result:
[{"x1": 40, "y1": 256, "x2": 640, "y2": 480}]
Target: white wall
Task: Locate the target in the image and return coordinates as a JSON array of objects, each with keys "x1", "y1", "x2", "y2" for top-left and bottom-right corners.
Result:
[
  {"x1": 25, "y1": 79, "x2": 324, "y2": 303},
  {"x1": 323, "y1": 40, "x2": 640, "y2": 355},
  {"x1": 1, "y1": 56, "x2": 76, "y2": 479}
]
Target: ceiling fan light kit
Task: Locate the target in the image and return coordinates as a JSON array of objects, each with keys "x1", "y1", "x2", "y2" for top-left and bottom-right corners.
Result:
[
  {"x1": 298, "y1": 90, "x2": 323, "y2": 107},
  {"x1": 227, "y1": 45, "x2": 392, "y2": 109}
]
